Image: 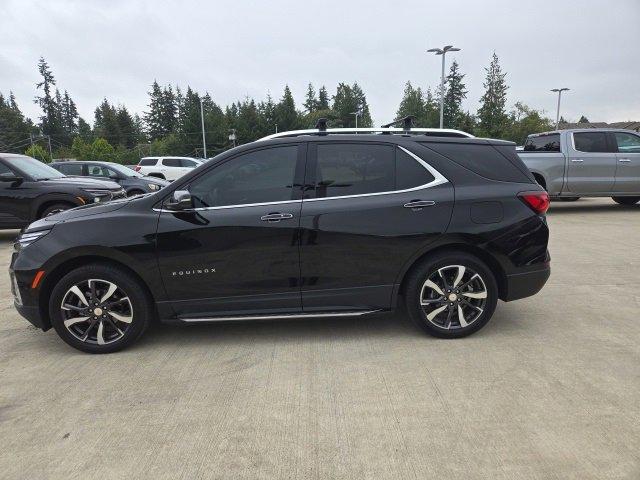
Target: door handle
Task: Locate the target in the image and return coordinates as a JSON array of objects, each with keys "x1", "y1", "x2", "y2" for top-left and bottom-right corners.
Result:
[
  {"x1": 618, "y1": 158, "x2": 631, "y2": 163},
  {"x1": 571, "y1": 159, "x2": 584, "y2": 163},
  {"x1": 403, "y1": 200, "x2": 436, "y2": 210},
  {"x1": 260, "y1": 212, "x2": 294, "y2": 222}
]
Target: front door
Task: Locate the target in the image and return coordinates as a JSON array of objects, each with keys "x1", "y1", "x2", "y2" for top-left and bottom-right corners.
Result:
[
  {"x1": 612, "y1": 131, "x2": 640, "y2": 193},
  {"x1": 299, "y1": 141, "x2": 454, "y2": 312},
  {"x1": 0, "y1": 161, "x2": 30, "y2": 228},
  {"x1": 155, "y1": 144, "x2": 304, "y2": 319},
  {"x1": 567, "y1": 131, "x2": 617, "y2": 194}
]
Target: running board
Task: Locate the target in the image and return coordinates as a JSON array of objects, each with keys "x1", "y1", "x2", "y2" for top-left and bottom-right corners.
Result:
[{"x1": 178, "y1": 310, "x2": 381, "y2": 323}]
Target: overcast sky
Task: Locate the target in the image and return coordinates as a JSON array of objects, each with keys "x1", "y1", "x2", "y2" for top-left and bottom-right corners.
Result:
[{"x1": 1, "y1": 0, "x2": 639, "y2": 127}]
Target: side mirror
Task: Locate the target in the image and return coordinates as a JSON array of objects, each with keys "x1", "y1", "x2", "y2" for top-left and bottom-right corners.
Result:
[
  {"x1": 165, "y1": 190, "x2": 193, "y2": 211},
  {"x1": 0, "y1": 175, "x2": 24, "y2": 186}
]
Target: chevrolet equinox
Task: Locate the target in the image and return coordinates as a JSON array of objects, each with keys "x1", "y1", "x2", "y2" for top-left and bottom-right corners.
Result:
[{"x1": 10, "y1": 124, "x2": 551, "y2": 353}]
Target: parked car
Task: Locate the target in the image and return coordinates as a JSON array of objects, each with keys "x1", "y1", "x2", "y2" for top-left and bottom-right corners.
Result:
[
  {"x1": 10, "y1": 126, "x2": 550, "y2": 353},
  {"x1": 519, "y1": 129, "x2": 640, "y2": 204},
  {"x1": 134, "y1": 156, "x2": 202, "y2": 181},
  {"x1": 50, "y1": 160, "x2": 169, "y2": 196},
  {"x1": 0, "y1": 153, "x2": 125, "y2": 229}
]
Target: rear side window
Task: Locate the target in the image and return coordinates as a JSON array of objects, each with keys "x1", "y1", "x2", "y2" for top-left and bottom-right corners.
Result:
[
  {"x1": 58, "y1": 163, "x2": 84, "y2": 175},
  {"x1": 423, "y1": 142, "x2": 532, "y2": 183},
  {"x1": 573, "y1": 132, "x2": 610, "y2": 153},
  {"x1": 396, "y1": 148, "x2": 435, "y2": 189},
  {"x1": 314, "y1": 144, "x2": 394, "y2": 198},
  {"x1": 523, "y1": 134, "x2": 561, "y2": 152},
  {"x1": 0, "y1": 162, "x2": 14, "y2": 177},
  {"x1": 139, "y1": 158, "x2": 157, "y2": 166},
  {"x1": 162, "y1": 158, "x2": 182, "y2": 167},
  {"x1": 614, "y1": 132, "x2": 640, "y2": 153}
]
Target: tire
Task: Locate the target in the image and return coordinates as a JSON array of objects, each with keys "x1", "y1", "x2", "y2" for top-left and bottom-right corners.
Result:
[
  {"x1": 49, "y1": 263, "x2": 152, "y2": 353},
  {"x1": 612, "y1": 196, "x2": 640, "y2": 206},
  {"x1": 40, "y1": 202, "x2": 75, "y2": 218},
  {"x1": 127, "y1": 189, "x2": 145, "y2": 197},
  {"x1": 404, "y1": 252, "x2": 498, "y2": 339},
  {"x1": 558, "y1": 197, "x2": 580, "y2": 202}
]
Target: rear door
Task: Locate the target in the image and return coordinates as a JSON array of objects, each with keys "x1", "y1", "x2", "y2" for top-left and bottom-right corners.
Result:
[
  {"x1": 298, "y1": 141, "x2": 454, "y2": 312},
  {"x1": 161, "y1": 158, "x2": 181, "y2": 180},
  {"x1": 612, "y1": 131, "x2": 640, "y2": 193},
  {"x1": 0, "y1": 161, "x2": 29, "y2": 227},
  {"x1": 567, "y1": 132, "x2": 617, "y2": 194}
]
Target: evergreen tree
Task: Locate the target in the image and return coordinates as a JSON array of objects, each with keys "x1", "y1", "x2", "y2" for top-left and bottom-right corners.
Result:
[
  {"x1": 144, "y1": 81, "x2": 165, "y2": 140},
  {"x1": 477, "y1": 53, "x2": 509, "y2": 138},
  {"x1": 303, "y1": 83, "x2": 318, "y2": 114},
  {"x1": 396, "y1": 81, "x2": 427, "y2": 124},
  {"x1": 116, "y1": 105, "x2": 136, "y2": 148},
  {"x1": 77, "y1": 117, "x2": 93, "y2": 142},
  {"x1": 94, "y1": 99, "x2": 121, "y2": 146},
  {"x1": 258, "y1": 93, "x2": 277, "y2": 135},
  {"x1": 443, "y1": 60, "x2": 468, "y2": 129},
  {"x1": 34, "y1": 57, "x2": 63, "y2": 138},
  {"x1": 61, "y1": 90, "x2": 79, "y2": 138},
  {"x1": 317, "y1": 86, "x2": 330, "y2": 110},
  {"x1": 578, "y1": 115, "x2": 589, "y2": 123},
  {"x1": 161, "y1": 85, "x2": 178, "y2": 135},
  {"x1": 0, "y1": 92, "x2": 34, "y2": 152},
  {"x1": 332, "y1": 83, "x2": 358, "y2": 127},
  {"x1": 352, "y1": 83, "x2": 373, "y2": 127},
  {"x1": 275, "y1": 85, "x2": 298, "y2": 131}
]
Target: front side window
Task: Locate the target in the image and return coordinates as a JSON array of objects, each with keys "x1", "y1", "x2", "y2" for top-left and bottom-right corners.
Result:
[
  {"x1": 189, "y1": 146, "x2": 298, "y2": 208},
  {"x1": 313, "y1": 143, "x2": 394, "y2": 198},
  {"x1": 573, "y1": 132, "x2": 610, "y2": 153},
  {"x1": 87, "y1": 165, "x2": 109, "y2": 177},
  {"x1": 139, "y1": 158, "x2": 157, "y2": 166},
  {"x1": 614, "y1": 132, "x2": 640, "y2": 153}
]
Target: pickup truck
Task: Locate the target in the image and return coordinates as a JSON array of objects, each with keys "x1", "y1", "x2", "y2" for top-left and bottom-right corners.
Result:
[{"x1": 518, "y1": 129, "x2": 640, "y2": 205}]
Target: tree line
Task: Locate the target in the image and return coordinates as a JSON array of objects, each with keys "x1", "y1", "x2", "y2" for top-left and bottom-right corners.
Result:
[{"x1": 1, "y1": 54, "x2": 560, "y2": 164}]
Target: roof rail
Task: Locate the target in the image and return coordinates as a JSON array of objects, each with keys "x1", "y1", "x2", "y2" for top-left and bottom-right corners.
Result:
[{"x1": 258, "y1": 127, "x2": 474, "y2": 141}]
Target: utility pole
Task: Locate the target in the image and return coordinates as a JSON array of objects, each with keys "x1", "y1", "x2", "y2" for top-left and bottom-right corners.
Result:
[
  {"x1": 551, "y1": 88, "x2": 570, "y2": 129},
  {"x1": 46, "y1": 135, "x2": 52, "y2": 160},
  {"x1": 427, "y1": 45, "x2": 461, "y2": 129},
  {"x1": 351, "y1": 111, "x2": 361, "y2": 129},
  {"x1": 199, "y1": 98, "x2": 207, "y2": 158}
]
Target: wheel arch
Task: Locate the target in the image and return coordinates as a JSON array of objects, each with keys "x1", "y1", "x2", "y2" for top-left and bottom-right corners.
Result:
[
  {"x1": 37, "y1": 254, "x2": 159, "y2": 330},
  {"x1": 394, "y1": 243, "x2": 508, "y2": 307},
  {"x1": 32, "y1": 195, "x2": 81, "y2": 221},
  {"x1": 530, "y1": 171, "x2": 547, "y2": 190}
]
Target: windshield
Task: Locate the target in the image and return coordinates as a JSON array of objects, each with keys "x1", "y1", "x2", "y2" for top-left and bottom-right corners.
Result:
[
  {"x1": 12, "y1": 155, "x2": 65, "y2": 180},
  {"x1": 107, "y1": 163, "x2": 143, "y2": 177}
]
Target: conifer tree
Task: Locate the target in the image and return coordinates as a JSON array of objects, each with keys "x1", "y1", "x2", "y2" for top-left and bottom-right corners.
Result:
[{"x1": 477, "y1": 53, "x2": 509, "y2": 138}]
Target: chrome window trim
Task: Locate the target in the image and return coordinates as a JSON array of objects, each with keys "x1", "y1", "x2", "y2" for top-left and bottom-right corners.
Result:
[{"x1": 154, "y1": 146, "x2": 448, "y2": 212}]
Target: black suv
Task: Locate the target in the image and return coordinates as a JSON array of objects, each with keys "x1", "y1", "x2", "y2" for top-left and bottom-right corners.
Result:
[
  {"x1": 10, "y1": 127, "x2": 550, "y2": 353},
  {"x1": 0, "y1": 153, "x2": 126, "y2": 229},
  {"x1": 50, "y1": 160, "x2": 169, "y2": 196}
]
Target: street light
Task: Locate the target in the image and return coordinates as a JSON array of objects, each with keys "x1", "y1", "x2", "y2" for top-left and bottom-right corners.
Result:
[
  {"x1": 199, "y1": 98, "x2": 207, "y2": 159},
  {"x1": 551, "y1": 88, "x2": 570, "y2": 129},
  {"x1": 427, "y1": 45, "x2": 461, "y2": 129},
  {"x1": 350, "y1": 111, "x2": 361, "y2": 129},
  {"x1": 228, "y1": 129, "x2": 237, "y2": 148}
]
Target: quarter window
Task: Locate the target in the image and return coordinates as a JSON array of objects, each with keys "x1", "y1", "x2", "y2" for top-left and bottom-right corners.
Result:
[
  {"x1": 573, "y1": 132, "x2": 610, "y2": 153},
  {"x1": 396, "y1": 148, "x2": 435, "y2": 189},
  {"x1": 614, "y1": 132, "x2": 640, "y2": 153},
  {"x1": 189, "y1": 146, "x2": 298, "y2": 208},
  {"x1": 313, "y1": 143, "x2": 394, "y2": 198}
]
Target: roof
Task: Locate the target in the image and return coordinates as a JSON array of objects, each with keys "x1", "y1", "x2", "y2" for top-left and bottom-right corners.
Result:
[{"x1": 559, "y1": 121, "x2": 640, "y2": 131}]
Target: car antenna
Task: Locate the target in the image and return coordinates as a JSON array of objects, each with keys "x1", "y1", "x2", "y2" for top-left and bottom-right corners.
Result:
[{"x1": 315, "y1": 118, "x2": 328, "y2": 135}]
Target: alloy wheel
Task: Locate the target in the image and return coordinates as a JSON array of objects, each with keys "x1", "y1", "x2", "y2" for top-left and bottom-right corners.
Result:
[
  {"x1": 419, "y1": 265, "x2": 488, "y2": 330},
  {"x1": 60, "y1": 278, "x2": 133, "y2": 345}
]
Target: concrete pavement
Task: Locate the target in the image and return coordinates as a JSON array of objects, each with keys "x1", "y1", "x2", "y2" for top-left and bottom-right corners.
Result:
[{"x1": 0, "y1": 198, "x2": 638, "y2": 479}]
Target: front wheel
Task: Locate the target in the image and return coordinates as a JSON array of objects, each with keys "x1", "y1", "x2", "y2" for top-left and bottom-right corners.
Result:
[
  {"x1": 40, "y1": 202, "x2": 74, "y2": 218},
  {"x1": 612, "y1": 196, "x2": 640, "y2": 205},
  {"x1": 404, "y1": 252, "x2": 498, "y2": 338},
  {"x1": 49, "y1": 264, "x2": 152, "y2": 353}
]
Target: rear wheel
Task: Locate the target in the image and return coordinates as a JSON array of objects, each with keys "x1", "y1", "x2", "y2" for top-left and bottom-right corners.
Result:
[
  {"x1": 404, "y1": 252, "x2": 498, "y2": 338},
  {"x1": 49, "y1": 264, "x2": 151, "y2": 353},
  {"x1": 612, "y1": 196, "x2": 640, "y2": 205},
  {"x1": 40, "y1": 202, "x2": 75, "y2": 218}
]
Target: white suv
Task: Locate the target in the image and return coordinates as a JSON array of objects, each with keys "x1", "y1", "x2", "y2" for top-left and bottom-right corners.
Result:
[{"x1": 135, "y1": 157, "x2": 202, "y2": 181}]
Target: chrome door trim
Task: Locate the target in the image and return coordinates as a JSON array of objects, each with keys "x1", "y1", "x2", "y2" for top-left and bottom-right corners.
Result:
[
  {"x1": 179, "y1": 310, "x2": 381, "y2": 322},
  {"x1": 155, "y1": 146, "x2": 448, "y2": 212}
]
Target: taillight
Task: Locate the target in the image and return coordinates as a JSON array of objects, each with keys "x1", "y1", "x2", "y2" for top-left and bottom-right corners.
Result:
[
  {"x1": 134, "y1": 166, "x2": 141, "y2": 172},
  {"x1": 518, "y1": 191, "x2": 550, "y2": 214}
]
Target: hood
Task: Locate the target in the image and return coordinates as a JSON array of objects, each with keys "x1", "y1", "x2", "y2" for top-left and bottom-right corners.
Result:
[
  {"x1": 39, "y1": 176, "x2": 122, "y2": 190},
  {"x1": 40, "y1": 196, "x2": 132, "y2": 224},
  {"x1": 143, "y1": 176, "x2": 170, "y2": 186}
]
